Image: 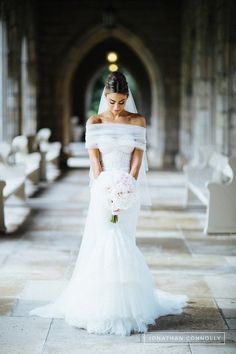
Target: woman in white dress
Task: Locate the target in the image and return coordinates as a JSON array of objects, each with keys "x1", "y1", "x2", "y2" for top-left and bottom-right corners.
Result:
[{"x1": 29, "y1": 71, "x2": 189, "y2": 336}]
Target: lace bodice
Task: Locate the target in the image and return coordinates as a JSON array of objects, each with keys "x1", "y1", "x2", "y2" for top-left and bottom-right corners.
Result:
[{"x1": 97, "y1": 135, "x2": 135, "y2": 173}]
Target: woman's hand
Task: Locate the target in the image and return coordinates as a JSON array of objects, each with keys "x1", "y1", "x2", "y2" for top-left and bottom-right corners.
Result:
[
  {"x1": 129, "y1": 148, "x2": 144, "y2": 180},
  {"x1": 94, "y1": 171, "x2": 103, "y2": 180},
  {"x1": 128, "y1": 173, "x2": 138, "y2": 190},
  {"x1": 129, "y1": 173, "x2": 137, "y2": 180},
  {"x1": 88, "y1": 148, "x2": 103, "y2": 179}
]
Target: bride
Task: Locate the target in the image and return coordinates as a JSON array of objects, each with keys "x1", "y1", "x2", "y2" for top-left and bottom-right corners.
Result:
[{"x1": 29, "y1": 71, "x2": 189, "y2": 336}]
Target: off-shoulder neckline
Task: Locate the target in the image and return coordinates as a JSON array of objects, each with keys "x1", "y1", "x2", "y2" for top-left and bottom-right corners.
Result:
[{"x1": 86, "y1": 123, "x2": 145, "y2": 129}]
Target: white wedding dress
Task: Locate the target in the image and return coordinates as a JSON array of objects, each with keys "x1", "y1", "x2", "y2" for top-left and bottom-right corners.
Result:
[{"x1": 29, "y1": 123, "x2": 189, "y2": 336}]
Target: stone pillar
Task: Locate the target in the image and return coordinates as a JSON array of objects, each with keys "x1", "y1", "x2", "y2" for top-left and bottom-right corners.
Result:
[{"x1": 179, "y1": 0, "x2": 234, "y2": 162}]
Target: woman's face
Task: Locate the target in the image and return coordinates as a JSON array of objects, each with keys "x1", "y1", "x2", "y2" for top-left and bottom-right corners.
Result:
[{"x1": 105, "y1": 92, "x2": 128, "y2": 115}]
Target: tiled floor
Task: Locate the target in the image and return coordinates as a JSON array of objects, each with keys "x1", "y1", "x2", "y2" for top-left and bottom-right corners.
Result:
[{"x1": 0, "y1": 169, "x2": 236, "y2": 354}]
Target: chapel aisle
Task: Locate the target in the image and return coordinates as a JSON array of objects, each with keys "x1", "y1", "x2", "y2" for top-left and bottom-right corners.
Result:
[{"x1": 0, "y1": 169, "x2": 235, "y2": 354}]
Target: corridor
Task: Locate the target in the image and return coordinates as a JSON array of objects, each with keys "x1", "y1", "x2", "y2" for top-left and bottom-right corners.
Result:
[{"x1": 0, "y1": 169, "x2": 235, "y2": 353}]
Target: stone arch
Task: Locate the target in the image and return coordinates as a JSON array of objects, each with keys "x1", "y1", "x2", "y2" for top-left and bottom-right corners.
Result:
[{"x1": 55, "y1": 25, "x2": 165, "y2": 167}]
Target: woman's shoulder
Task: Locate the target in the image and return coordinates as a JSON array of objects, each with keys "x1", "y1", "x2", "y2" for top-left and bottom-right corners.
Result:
[
  {"x1": 86, "y1": 115, "x2": 102, "y2": 125},
  {"x1": 128, "y1": 113, "x2": 146, "y2": 128},
  {"x1": 86, "y1": 113, "x2": 146, "y2": 128}
]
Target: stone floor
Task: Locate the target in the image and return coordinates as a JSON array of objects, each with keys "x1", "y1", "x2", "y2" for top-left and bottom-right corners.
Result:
[{"x1": 0, "y1": 169, "x2": 236, "y2": 354}]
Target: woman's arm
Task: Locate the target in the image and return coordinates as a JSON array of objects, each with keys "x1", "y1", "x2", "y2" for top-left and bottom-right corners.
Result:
[
  {"x1": 129, "y1": 148, "x2": 144, "y2": 179},
  {"x1": 129, "y1": 115, "x2": 146, "y2": 179},
  {"x1": 86, "y1": 115, "x2": 103, "y2": 179},
  {"x1": 88, "y1": 148, "x2": 103, "y2": 179}
]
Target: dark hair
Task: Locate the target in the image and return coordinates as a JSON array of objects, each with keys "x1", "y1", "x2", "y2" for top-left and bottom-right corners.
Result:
[{"x1": 104, "y1": 71, "x2": 129, "y2": 96}]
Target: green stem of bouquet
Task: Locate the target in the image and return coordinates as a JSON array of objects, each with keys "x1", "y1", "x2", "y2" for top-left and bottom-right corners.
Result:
[{"x1": 111, "y1": 214, "x2": 118, "y2": 223}]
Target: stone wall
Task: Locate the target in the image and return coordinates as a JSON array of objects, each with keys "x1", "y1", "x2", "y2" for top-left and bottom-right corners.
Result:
[
  {"x1": 0, "y1": 0, "x2": 38, "y2": 142},
  {"x1": 1, "y1": 0, "x2": 235, "y2": 165},
  {"x1": 179, "y1": 0, "x2": 236, "y2": 159},
  {"x1": 34, "y1": 0, "x2": 182, "y2": 166}
]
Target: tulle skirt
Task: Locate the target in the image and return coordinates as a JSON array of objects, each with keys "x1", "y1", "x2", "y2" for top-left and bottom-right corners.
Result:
[{"x1": 29, "y1": 172, "x2": 189, "y2": 336}]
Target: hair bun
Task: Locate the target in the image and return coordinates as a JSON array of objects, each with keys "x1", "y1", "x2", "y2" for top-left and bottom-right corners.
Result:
[{"x1": 105, "y1": 71, "x2": 129, "y2": 96}]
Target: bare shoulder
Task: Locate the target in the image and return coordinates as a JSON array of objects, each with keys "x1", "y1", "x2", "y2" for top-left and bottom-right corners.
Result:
[
  {"x1": 86, "y1": 115, "x2": 102, "y2": 125},
  {"x1": 130, "y1": 113, "x2": 146, "y2": 128}
]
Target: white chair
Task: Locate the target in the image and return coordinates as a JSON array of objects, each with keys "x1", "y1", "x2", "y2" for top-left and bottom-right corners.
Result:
[
  {"x1": 0, "y1": 163, "x2": 26, "y2": 232},
  {"x1": 11, "y1": 135, "x2": 41, "y2": 184},
  {"x1": 183, "y1": 151, "x2": 236, "y2": 234},
  {"x1": 36, "y1": 128, "x2": 61, "y2": 180},
  {"x1": 0, "y1": 142, "x2": 12, "y2": 164}
]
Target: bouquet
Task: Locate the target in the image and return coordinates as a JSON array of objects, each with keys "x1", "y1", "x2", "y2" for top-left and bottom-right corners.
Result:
[{"x1": 97, "y1": 171, "x2": 138, "y2": 223}]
